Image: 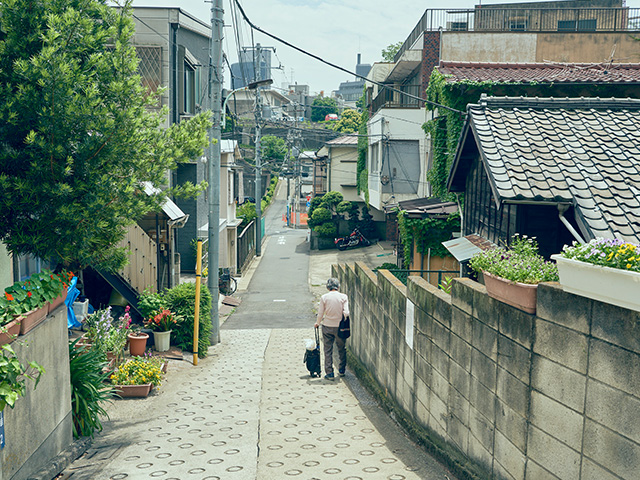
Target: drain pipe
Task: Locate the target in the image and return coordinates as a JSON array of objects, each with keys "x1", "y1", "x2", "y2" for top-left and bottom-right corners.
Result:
[{"x1": 558, "y1": 204, "x2": 586, "y2": 244}]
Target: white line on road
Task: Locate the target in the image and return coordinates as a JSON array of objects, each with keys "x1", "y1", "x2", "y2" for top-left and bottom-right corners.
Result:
[{"x1": 273, "y1": 299, "x2": 287, "y2": 302}]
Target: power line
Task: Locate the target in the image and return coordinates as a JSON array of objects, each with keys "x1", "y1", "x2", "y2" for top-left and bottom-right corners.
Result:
[{"x1": 232, "y1": 0, "x2": 465, "y2": 115}]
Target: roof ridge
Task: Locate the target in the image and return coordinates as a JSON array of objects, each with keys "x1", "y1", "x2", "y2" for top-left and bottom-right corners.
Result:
[{"x1": 476, "y1": 95, "x2": 640, "y2": 110}]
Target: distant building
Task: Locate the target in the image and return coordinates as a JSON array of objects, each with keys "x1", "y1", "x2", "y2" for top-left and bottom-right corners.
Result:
[
  {"x1": 335, "y1": 54, "x2": 371, "y2": 107},
  {"x1": 284, "y1": 84, "x2": 315, "y2": 120},
  {"x1": 230, "y1": 47, "x2": 272, "y2": 89}
]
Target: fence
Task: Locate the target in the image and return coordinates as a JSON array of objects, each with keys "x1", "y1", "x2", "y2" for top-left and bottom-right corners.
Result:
[
  {"x1": 394, "y1": 7, "x2": 640, "y2": 62},
  {"x1": 237, "y1": 220, "x2": 256, "y2": 274}
]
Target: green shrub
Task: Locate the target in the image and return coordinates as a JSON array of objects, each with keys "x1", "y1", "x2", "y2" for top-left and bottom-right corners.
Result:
[
  {"x1": 315, "y1": 222, "x2": 337, "y2": 238},
  {"x1": 236, "y1": 201, "x2": 256, "y2": 226},
  {"x1": 69, "y1": 340, "x2": 113, "y2": 438},
  {"x1": 138, "y1": 289, "x2": 166, "y2": 320},
  {"x1": 375, "y1": 262, "x2": 400, "y2": 271},
  {"x1": 163, "y1": 283, "x2": 212, "y2": 357},
  {"x1": 310, "y1": 207, "x2": 331, "y2": 225}
]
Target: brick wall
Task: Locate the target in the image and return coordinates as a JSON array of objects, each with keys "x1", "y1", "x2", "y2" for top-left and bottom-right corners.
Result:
[{"x1": 334, "y1": 262, "x2": 640, "y2": 480}]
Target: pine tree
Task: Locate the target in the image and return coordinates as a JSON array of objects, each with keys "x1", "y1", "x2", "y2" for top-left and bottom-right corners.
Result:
[{"x1": 0, "y1": 0, "x2": 211, "y2": 271}]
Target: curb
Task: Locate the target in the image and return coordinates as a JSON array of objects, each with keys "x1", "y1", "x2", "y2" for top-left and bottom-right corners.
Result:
[{"x1": 27, "y1": 436, "x2": 91, "y2": 480}]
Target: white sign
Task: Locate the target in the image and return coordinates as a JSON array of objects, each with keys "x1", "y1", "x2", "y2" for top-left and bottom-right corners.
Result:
[{"x1": 405, "y1": 299, "x2": 415, "y2": 350}]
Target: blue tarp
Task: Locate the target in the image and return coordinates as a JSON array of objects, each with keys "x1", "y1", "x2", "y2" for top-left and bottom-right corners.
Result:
[{"x1": 66, "y1": 277, "x2": 81, "y2": 329}]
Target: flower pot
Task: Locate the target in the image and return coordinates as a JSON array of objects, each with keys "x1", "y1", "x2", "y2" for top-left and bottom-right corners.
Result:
[
  {"x1": 483, "y1": 271, "x2": 538, "y2": 314},
  {"x1": 114, "y1": 383, "x2": 152, "y2": 398},
  {"x1": 47, "y1": 287, "x2": 68, "y2": 314},
  {"x1": 19, "y1": 304, "x2": 48, "y2": 334},
  {"x1": 127, "y1": 333, "x2": 149, "y2": 357},
  {"x1": 0, "y1": 318, "x2": 21, "y2": 346},
  {"x1": 153, "y1": 330, "x2": 171, "y2": 352},
  {"x1": 552, "y1": 255, "x2": 640, "y2": 312}
]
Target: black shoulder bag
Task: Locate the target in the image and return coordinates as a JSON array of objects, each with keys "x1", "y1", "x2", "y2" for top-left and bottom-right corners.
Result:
[{"x1": 338, "y1": 315, "x2": 351, "y2": 339}]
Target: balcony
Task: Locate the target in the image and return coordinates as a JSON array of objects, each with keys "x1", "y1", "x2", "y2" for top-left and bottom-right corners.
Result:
[
  {"x1": 371, "y1": 84, "x2": 422, "y2": 113},
  {"x1": 394, "y1": 6, "x2": 640, "y2": 62}
]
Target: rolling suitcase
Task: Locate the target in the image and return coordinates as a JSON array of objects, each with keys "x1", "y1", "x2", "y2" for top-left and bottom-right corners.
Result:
[{"x1": 304, "y1": 328, "x2": 322, "y2": 378}]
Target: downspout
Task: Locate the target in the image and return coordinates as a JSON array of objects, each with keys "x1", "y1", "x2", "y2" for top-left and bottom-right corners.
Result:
[
  {"x1": 327, "y1": 146, "x2": 331, "y2": 192},
  {"x1": 558, "y1": 204, "x2": 585, "y2": 244}
]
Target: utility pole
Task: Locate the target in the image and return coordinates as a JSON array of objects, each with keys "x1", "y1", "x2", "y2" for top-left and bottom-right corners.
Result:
[
  {"x1": 207, "y1": 0, "x2": 224, "y2": 345},
  {"x1": 254, "y1": 43, "x2": 263, "y2": 256}
]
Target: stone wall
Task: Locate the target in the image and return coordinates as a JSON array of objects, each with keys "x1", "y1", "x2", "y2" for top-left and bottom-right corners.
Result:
[
  {"x1": 1, "y1": 305, "x2": 73, "y2": 480},
  {"x1": 335, "y1": 262, "x2": 639, "y2": 480}
]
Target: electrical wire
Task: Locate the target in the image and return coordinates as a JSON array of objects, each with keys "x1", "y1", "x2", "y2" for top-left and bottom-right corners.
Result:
[{"x1": 231, "y1": 0, "x2": 464, "y2": 115}]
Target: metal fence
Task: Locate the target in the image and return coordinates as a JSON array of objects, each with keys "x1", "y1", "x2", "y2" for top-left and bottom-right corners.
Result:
[
  {"x1": 383, "y1": 269, "x2": 460, "y2": 291},
  {"x1": 394, "y1": 7, "x2": 640, "y2": 62},
  {"x1": 371, "y1": 84, "x2": 423, "y2": 112},
  {"x1": 237, "y1": 220, "x2": 256, "y2": 275}
]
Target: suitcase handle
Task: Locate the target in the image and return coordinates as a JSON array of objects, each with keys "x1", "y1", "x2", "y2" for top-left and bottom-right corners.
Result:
[{"x1": 315, "y1": 326, "x2": 320, "y2": 346}]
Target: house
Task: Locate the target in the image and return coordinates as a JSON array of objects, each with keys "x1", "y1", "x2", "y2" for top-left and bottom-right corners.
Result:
[
  {"x1": 363, "y1": 0, "x2": 639, "y2": 236},
  {"x1": 227, "y1": 88, "x2": 292, "y2": 121},
  {"x1": 315, "y1": 135, "x2": 360, "y2": 202},
  {"x1": 197, "y1": 141, "x2": 243, "y2": 275},
  {"x1": 448, "y1": 95, "x2": 640, "y2": 258}
]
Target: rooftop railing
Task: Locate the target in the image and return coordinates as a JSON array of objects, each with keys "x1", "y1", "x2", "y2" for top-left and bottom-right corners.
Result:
[{"x1": 394, "y1": 7, "x2": 640, "y2": 62}]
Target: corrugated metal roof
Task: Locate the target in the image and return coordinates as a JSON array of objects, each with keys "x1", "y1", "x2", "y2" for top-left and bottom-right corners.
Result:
[{"x1": 443, "y1": 234, "x2": 495, "y2": 262}]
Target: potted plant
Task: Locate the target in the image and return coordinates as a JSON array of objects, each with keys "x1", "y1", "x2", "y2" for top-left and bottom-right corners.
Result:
[
  {"x1": 127, "y1": 324, "x2": 149, "y2": 357},
  {"x1": 45, "y1": 270, "x2": 73, "y2": 314},
  {"x1": 85, "y1": 307, "x2": 131, "y2": 364},
  {"x1": 110, "y1": 354, "x2": 165, "y2": 398},
  {"x1": 552, "y1": 238, "x2": 640, "y2": 312},
  {"x1": 3, "y1": 280, "x2": 48, "y2": 333},
  {"x1": 0, "y1": 313, "x2": 21, "y2": 346},
  {"x1": 469, "y1": 234, "x2": 558, "y2": 314},
  {"x1": 144, "y1": 309, "x2": 179, "y2": 352}
]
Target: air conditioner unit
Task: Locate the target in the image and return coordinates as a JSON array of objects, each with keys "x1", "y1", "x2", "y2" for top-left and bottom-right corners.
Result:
[{"x1": 447, "y1": 21, "x2": 468, "y2": 31}]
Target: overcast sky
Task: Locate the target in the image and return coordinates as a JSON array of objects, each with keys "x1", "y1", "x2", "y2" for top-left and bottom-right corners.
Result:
[{"x1": 131, "y1": 0, "x2": 640, "y2": 95}]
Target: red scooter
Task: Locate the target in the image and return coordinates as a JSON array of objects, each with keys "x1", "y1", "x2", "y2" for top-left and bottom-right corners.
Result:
[{"x1": 335, "y1": 228, "x2": 371, "y2": 251}]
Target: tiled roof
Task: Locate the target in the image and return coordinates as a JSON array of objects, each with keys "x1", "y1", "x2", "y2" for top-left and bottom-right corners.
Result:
[
  {"x1": 451, "y1": 96, "x2": 640, "y2": 243},
  {"x1": 326, "y1": 135, "x2": 358, "y2": 146},
  {"x1": 437, "y1": 62, "x2": 640, "y2": 84}
]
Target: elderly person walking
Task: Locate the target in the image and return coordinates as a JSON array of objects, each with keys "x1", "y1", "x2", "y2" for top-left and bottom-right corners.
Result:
[{"x1": 315, "y1": 277, "x2": 349, "y2": 380}]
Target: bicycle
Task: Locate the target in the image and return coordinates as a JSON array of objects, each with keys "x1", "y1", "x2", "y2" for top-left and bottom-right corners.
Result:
[{"x1": 218, "y1": 268, "x2": 237, "y2": 296}]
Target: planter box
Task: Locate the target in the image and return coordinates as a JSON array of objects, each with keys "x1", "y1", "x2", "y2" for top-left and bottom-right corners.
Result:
[
  {"x1": 552, "y1": 255, "x2": 640, "y2": 312},
  {"x1": 19, "y1": 304, "x2": 48, "y2": 334},
  {"x1": 114, "y1": 383, "x2": 152, "y2": 398},
  {"x1": 0, "y1": 318, "x2": 21, "y2": 346},
  {"x1": 47, "y1": 287, "x2": 68, "y2": 314},
  {"x1": 483, "y1": 271, "x2": 538, "y2": 314}
]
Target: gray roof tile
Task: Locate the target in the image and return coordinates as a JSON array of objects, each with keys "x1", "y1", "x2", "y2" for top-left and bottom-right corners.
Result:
[{"x1": 466, "y1": 96, "x2": 640, "y2": 243}]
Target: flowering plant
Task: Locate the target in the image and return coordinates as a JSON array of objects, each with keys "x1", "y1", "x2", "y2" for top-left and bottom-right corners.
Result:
[
  {"x1": 144, "y1": 309, "x2": 179, "y2": 332},
  {"x1": 110, "y1": 353, "x2": 164, "y2": 386},
  {"x1": 560, "y1": 238, "x2": 640, "y2": 272},
  {"x1": 85, "y1": 307, "x2": 131, "y2": 359},
  {"x1": 469, "y1": 234, "x2": 559, "y2": 284}
]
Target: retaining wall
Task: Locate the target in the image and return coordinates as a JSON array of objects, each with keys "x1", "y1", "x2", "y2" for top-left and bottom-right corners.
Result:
[
  {"x1": 1, "y1": 305, "x2": 72, "y2": 480},
  {"x1": 334, "y1": 262, "x2": 640, "y2": 480}
]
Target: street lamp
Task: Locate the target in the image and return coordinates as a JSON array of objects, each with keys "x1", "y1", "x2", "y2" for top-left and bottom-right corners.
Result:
[{"x1": 221, "y1": 79, "x2": 273, "y2": 129}]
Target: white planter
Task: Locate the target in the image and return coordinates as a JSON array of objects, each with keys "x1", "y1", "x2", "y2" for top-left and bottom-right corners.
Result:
[
  {"x1": 551, "y1": 255, "x2": 640, "y2": 312},
  {"x1": 153, "y1": 330, "x2": 172, "y2": 352}
]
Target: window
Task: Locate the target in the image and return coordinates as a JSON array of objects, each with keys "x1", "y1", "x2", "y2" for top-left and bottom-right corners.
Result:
[
  {"x1": 509, "y1": 17, "x2": 527, "y2": 31},
  {"x1": 558, "y1": 19, "x2": 597, "y2": 31},
  {"x1": 16, "y1": 254, "x2": 53, "y2": 281}
]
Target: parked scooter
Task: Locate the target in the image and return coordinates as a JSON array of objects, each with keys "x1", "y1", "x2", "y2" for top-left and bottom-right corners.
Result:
[{"x1": 334, "y1": 228, "x2": 371, "y2": 251}]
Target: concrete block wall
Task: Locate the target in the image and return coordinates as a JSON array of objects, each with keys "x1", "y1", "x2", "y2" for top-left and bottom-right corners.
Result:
[
  {"x1": 1, "y1": 305, "x2": 73, "y2": 480},
  {"x1": 334, "y1": 262, "x2": 640, "y2": 480}
]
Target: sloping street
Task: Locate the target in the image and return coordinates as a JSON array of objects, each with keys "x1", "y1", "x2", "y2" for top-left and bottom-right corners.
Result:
[{"x1": 59, "y1": 185, "x2": 456, "y2": 480}]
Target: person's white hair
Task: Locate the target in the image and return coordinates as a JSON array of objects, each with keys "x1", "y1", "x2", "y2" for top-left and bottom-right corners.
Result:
[{"x1": 326, "y1": 278, "x2": 340, "y2": 290}]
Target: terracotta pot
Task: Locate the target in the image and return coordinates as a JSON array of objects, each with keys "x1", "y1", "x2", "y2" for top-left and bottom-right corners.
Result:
[
  {"x1": 153, "y1": 330, "x2": 171, "y2": 352},
  {"x1": 114, "y1": 383, "x2": 152, "y2": 398},
  {"x1": 0, "y1": 318, "x2": 21, "y2": 346},
  {"x1": 19, "y1": 304, "x2": 49, "y2": 334},
  {"x1": 128, "y1": 332, "x2": 149, "y2": 356},
  {"x1": 483, "y1": 271, "x2": 538, "y2": 314},
  {"x1": 47, "y1": 287, "x2": 68, "y2": 314}
]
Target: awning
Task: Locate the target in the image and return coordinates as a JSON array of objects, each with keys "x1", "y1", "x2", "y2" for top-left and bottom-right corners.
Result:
[
  {"x1": 442, "y1": 234, "x2": 495, "y2": 262},
  {"x1": 143, "y1": 183, "x2": 189, "y2": 227}
]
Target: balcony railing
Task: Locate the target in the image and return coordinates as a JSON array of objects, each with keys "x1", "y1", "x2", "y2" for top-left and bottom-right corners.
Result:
[
  {"x1": 394, "y1": 7, "x2": 640, "y2": 62},
  {"x1": 371, "y1": 84, "x2": 423, "y2": 112}
]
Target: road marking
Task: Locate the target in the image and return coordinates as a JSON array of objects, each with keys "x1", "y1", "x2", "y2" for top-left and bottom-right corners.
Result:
[
  {"x1": 273, "y1": 299, "x2": 287, "y2": 302},
  {"x1": 278, "y1": 236, "x2": 286, "y2": 245}
]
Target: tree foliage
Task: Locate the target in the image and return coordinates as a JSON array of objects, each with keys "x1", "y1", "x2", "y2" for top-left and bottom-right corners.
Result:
[
  {"x1": 260, "y1": 135, "x2": 287, "y2": 164},
  {"x1": 311, "y1": 96, "x2": 338, "y2": 122},
  {"x1": 0, "y1": 0, "x2": 211, "y2": 271},
  {"x1": 381, "y1": 41, "x2": 403, "y2": 62},
  {"x1": 333, "y1": 109, "x2": 361, "y2": 134}
]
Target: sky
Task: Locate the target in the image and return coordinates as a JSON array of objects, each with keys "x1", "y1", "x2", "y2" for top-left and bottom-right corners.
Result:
[{"x1": 131, "y1": 0, "x2": 640, "y2": 95}]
